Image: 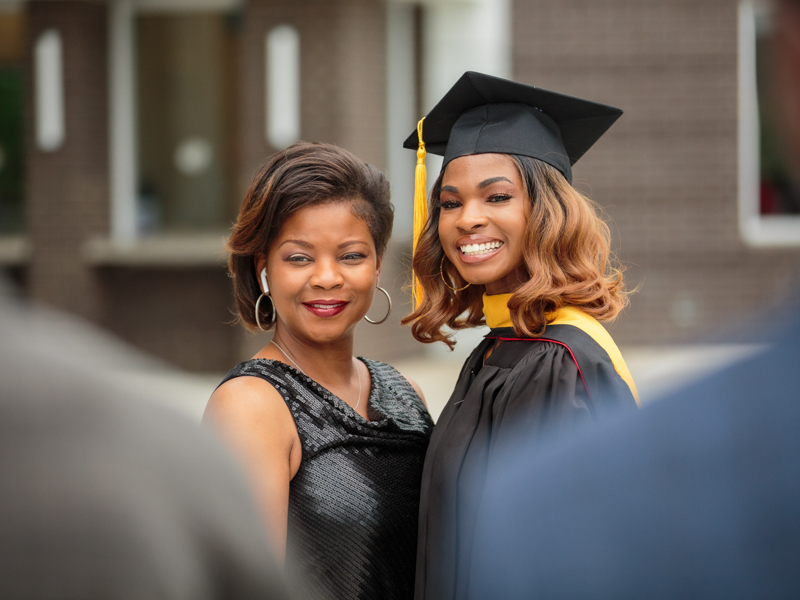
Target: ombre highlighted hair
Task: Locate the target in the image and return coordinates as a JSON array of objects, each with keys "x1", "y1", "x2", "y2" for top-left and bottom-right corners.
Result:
[{"x1": 401, "y1": 155, "x2": 629, "y2": 347}]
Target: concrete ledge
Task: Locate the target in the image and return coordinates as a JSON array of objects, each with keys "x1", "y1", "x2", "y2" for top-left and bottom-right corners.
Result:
[
  {"x1": 0, "y1": 235, "x2": 31, "y2": 266},
  {"x1": 83, "y1": 233, "x2": 229, "y2": 268}
]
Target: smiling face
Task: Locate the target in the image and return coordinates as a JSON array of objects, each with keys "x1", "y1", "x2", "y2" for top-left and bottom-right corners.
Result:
[
  {"x1": 255, "y1": 201, "x2": 380, "y2": 345},
  {"x1": 437, "y1": 153, "x2": 530, "y2": 295}
]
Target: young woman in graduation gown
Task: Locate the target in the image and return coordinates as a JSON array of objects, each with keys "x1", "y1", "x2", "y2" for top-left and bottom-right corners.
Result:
[
  {"x1": 401, "y1": 72, "x2": 640, "y2": 600},
  {"x1": 204, "y1": 142, "x2": 433, "y2": 600}
]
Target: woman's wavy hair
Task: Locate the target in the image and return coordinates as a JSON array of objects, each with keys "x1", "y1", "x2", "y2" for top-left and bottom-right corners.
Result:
[
  {"x1": 228, "y1": 142, "x2": 393, "y2": 332},
  {"x1": 402, "y1": 155, "x2": 628, "y2": 348}
]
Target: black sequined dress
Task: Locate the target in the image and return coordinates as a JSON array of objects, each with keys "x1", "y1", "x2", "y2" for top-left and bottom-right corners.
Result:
[{"x1": 219, "y1": 358, "x2": 434, "y2": 600}]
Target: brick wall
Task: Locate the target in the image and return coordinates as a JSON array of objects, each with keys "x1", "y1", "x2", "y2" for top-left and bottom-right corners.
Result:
[
  {"x1": 23, "y1": 0, "x2": 769, "y2": 371},
  {"x1": 20, "y1": 0, "x2": 418, "y2": 373},
  {"x1": 24, "y1": 2, "x2": 240, "y2": 372},
  {"x1": 236, "y1": 0, "x2": 388, "y2": 197},
  {"x1": 26, "y1": 1, "x2": 108, "y2": 321},
  {"x1": 513, "y1": 0, "x2": 800, "y2": 343},
  {"x1": 97, "y1": 267, "x2": 239, "y2": 371}
]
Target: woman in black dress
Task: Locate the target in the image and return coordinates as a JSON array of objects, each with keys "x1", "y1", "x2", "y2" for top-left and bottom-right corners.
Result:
[
  {"x1": 401, "y1": 72, "x2": 639, "y2": 600},
  {"x1": 204, "y1": 142, "x2": 433, "y2": 600}
]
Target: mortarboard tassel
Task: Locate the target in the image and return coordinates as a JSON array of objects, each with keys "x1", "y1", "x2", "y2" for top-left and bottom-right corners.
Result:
[{"x1": 412, "y1": 117, "x2": 427, "y2": 311}]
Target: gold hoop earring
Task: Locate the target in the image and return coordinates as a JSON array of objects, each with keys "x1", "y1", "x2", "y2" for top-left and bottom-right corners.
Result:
[
  {"x1": 364, "y1": 286, "x2": 392, "y2": 324},
  {"x1": 440, "y1": 256, "x2": 471, "y2": 292}
]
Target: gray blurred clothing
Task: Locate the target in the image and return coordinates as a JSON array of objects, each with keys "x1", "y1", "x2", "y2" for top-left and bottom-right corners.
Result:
[
  {"x1": 0, "y1": 288, "x2": 292, "y2": 599},
  {"x1": 469, "y1": 317, "x2": 800, "y2": 599}
]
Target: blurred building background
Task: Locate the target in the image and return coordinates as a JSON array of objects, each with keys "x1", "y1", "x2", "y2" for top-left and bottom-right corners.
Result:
[{"x1": 0, "y1": 0, "x2": 797, "y2": 414}]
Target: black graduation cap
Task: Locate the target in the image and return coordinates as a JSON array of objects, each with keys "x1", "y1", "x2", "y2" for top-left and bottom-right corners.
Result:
[{"x1": 402, "y1": 71, "x2": 623, "y2": 184}]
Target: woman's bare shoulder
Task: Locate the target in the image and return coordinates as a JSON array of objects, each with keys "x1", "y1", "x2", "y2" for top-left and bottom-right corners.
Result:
[{"x1": 204, "y1": 374, "x2": 295, "y2": 435}]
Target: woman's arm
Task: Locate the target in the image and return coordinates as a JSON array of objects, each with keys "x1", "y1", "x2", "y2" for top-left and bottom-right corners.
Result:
[{"x1": 203, "y1": 377, "x2": 301, "y2": 562}]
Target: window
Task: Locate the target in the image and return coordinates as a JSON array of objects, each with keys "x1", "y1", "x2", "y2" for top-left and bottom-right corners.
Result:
[
  {"x1": 754, "y1": 7, "x2": 797, "y2": 214},
  {"x1": 265, "y1": 25, "x2": 300, "y2": 150},
  {"x1": 0, "y1": 8, "x2": 26, "y2": 234},
  {"x1": 739, "y1": 0, "x2": 800, "y2": 245},
  {"x1": 136, "y1": 12, "x2": 238, "y2": 234},
  {"x1": 34, "y1": 29, "x2": 64, "y2": 152}
]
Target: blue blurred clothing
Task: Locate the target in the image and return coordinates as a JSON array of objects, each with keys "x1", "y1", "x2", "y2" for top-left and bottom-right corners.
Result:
[{"x1": 470, "y1": 317, "x2": 800, "y2": 599}]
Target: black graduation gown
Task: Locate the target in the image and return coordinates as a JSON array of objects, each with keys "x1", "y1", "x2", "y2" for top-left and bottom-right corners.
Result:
[{"x1": 414, "y1": 324, "x2": 638, "y2": 600}]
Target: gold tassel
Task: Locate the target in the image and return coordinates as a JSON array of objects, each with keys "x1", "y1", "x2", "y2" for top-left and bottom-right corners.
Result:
[{"x1": 412, "y1": 117, "x2": 427, "y2": 311}]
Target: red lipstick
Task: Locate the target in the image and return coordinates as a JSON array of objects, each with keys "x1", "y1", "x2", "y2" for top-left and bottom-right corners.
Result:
[{"x1": 302, "y1": 299, "x2": 349, "y2": 318}]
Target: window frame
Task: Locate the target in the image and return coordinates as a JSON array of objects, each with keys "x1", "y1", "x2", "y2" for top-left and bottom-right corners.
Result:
[
  {"x1": 107, "y1": 0, "x2": 241, "y2": 245},
  {"x1": 738, "y1": 0, "x2": 800, "y2": 246}
]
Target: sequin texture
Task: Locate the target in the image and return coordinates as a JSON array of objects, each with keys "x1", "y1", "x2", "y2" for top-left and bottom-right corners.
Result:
[{"x1": 219, "y1": 358, "x2": 434, "y2": 600}]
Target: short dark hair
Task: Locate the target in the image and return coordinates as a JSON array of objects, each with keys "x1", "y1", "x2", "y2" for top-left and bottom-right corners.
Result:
[{"x1": 227, "y1": 142, "x2": 393, "y2": 331}]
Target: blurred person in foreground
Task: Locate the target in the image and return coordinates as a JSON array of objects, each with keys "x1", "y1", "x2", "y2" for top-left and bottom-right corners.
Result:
[
  {"x1": 0, "y1": 279, "x2": 291, "y2": 599},
  {"x1": 203, "y1": 142, "x2": 434, "y2": 600},
  {"x1": 467, "y1": 3, "x2": 800, "y2": 598},
  {"x1": 401, "y1": 72, "x2": 639, "y2": 600}
]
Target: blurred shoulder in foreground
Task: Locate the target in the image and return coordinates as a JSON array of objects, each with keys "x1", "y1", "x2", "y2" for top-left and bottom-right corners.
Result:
[
  {"x1": 0, "y1": 280, "x2": 292, "y2": 599},
  {"x1": 469, "y1": 314, "x2": 800, "y2": 599}
]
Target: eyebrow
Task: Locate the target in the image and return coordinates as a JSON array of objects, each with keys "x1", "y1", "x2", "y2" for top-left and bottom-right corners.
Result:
[
  {"x1": 279, "y1": 239, "x2": 369, "y2": 250},
  {"x1": 280, "y1": 239, "x2": 313, "y2": 249},
  {"x1": 478, "y1": 176, "x2": 513, "y2": 189},
  {"x1": 338, "y1": 240, "x2": 369, "y2": 249},
  {"x1": 440, "y1": 176, "x2": 514, "y2": 195}
]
